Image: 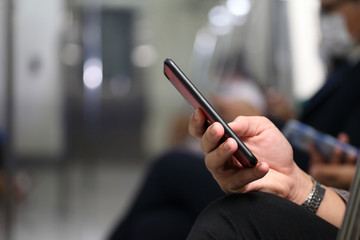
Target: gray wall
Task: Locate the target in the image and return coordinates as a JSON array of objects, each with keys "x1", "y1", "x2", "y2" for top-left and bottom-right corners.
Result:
[
  {"x1": 12, "y1": 0, "x2": 65, "y2": 159},
  {"x1": 5, "y1": 0, "x2": 216, "y2": 160}
]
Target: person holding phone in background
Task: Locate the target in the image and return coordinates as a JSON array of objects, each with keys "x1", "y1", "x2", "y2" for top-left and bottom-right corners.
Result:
[
  {"x1": 295, "y1": 0, "x2": 360, "y2": 190},
  {"x1": 266, "y1": 0, "x2": 360, "y2": 191}
]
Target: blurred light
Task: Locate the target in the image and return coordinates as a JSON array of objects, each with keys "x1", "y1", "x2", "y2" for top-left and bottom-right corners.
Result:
[
  {"x1": 109, "y1": 74, "x2": 132, "y2": 96},
  {"x1": 226, "y1": 0, "x2": 251, "y2": 17},
  {"x1": 131, "y1": 45, "x2": 158, "y2": 68},
  {"x1": 83, "y1": 58, "x2": 103, "y2": 89},
  {"x1": 194, "y1": 30, "x2": 217, "y2": 55},
  {"x1": 208, "y1": 5, "x2": 233, "y2": 35},
  {"x1": 209, "y1": 5, "x2": 233, "y2": 28}
]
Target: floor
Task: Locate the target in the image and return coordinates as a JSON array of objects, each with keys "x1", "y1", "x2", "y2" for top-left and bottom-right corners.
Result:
[{"x1": 1, "y1": 160, "x2": 148, "y2": 240}]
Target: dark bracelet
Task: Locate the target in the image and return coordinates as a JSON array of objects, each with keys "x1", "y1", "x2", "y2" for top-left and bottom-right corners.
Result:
[{"x1": 301, "y1": 176, "x2": 326, "y2": 214}]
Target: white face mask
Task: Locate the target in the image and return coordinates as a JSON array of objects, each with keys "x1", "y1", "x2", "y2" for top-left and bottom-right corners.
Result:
[{"x1": 320, "y1": 12, "x2": 355, "y2": 62}]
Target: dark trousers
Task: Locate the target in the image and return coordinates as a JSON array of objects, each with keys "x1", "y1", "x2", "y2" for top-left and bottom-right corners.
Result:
[
  {"x1": 187, "y1": 192, "x2": 339, "y2": 240},
  {"x1": 108, "y1": 149, "x2": 225, "y2": 240}
]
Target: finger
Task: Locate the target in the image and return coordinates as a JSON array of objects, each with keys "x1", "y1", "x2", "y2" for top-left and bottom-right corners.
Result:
[
  {"x1": 204, "y1": 137, "x2": 237, "y2": 172},
  {"x1": 346, "y1": 151, "x2": 357, "y2": 164},
  {"x1": 330, "y1": 133, "x2": 349, "y2": 163},
  {"x1": 311, "y1": 164, "x2": 355, "y2": 189},
  {"x1": 337, "y1": 132, "x2": 357, "y2": 164},
  {"x1": 188, "y1": 109, "x2": 207, "y2": 138},
  {"x1": 344, "y1": 148, "x2": 358, "y2": 164},
  {"x1": 220, "y1": 163, "x2": 270, "y2": 194},
  {"x1": 308, "y1": 143, "x2": 324, "y2": 165},
  {"x1": 330, "y1": 145, "x2": 343, "y2": 163},
  {"x1": 204, "y1": 137, "x2": 269, "y2": 194},
  {"x1": 229, "y1": 116, "x2": 273, "y2": 138},
  {"x1": 201, "y1": 122, "x2": 225, "y2": 154},
  {"x1": 337, "y1": 132, "x2": 350, "y2": 144}
]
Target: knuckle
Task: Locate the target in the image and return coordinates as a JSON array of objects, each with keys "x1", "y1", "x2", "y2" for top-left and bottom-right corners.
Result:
[{"x1": 204, "y1": 154, "x2": 215, "y2": 170}]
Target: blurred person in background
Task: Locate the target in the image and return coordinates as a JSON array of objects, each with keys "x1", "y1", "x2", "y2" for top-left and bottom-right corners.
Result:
[
  {"x1": 211, "y1": 54, "x2": 267, "y2": 119},
  {"x1": 267, "y1": 0, "x2": 360, "y2": 191},
  {"x1": 107, "y1": 55, "x2": 267, "y2": 240},
  {"x1": 0, "y1": 130, "x2": 32, "y2": 202},
  {"x1": 304, "y1": 0, "x2": 360, "y2": 190}
]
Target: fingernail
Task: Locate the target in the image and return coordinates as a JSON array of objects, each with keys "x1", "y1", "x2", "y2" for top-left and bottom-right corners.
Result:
[
  {"x1": 224, "y1": 140, "x2": 231, "y2": 150},
  {"x1": 194, "y1": 110, "x2": 199, "y2": 121},
  {"x1": 257, "y1": 163, "x2": 268, "y2": 175},
  {"x1": 258, "y1": 163, "x2": 266, "y2": 172},
  {"x1": 211, "y1": 124, "x2": 216, "y2": 136}
]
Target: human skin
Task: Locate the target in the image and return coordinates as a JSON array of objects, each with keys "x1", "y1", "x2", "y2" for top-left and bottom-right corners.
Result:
[
  {"x1": 308, "y1": 133, "x2": 357, "y2": 190},
  {"x1": 188, "y1": 109, "x2": 346, "y2": 228},
  {"x1": 322, "y1": 0, "x2": 360, "y2": 43}
]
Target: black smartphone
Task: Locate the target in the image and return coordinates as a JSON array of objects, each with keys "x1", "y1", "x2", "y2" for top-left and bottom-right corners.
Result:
[{"x1": 163, "y1": 58, "x2": 257, "y2": 167}]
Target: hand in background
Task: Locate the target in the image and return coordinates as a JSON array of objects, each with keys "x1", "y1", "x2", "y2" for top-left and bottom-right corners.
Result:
[{"x1": 308, "y1": 133, "x2": 357, "y2": 190}]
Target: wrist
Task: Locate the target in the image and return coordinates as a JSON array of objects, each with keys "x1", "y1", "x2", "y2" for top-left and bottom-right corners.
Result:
[{"x1": 288, "y1": 167, "x2": 314, "y2": 205}]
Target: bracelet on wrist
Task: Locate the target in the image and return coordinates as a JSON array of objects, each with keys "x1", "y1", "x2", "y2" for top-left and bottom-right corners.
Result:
[{"x1": 301, "y1": 176, "x2": 326, "y2": 214}]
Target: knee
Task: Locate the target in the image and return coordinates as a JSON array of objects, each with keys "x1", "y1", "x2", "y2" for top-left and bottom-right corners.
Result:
[
  {"x1": 187, "y1": 192, "x2": 293, "y2": 239},
  {"x1": 198, "y1": 191, "x2": 280, "y2": 219},
  {"x1": 187, "y1": 192, "x2": 339, "y2": 240}
]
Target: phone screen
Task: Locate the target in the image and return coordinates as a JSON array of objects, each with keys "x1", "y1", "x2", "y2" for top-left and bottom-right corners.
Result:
[{"x1": 163, "y1": 58, "x2": 257, "y2": 167}]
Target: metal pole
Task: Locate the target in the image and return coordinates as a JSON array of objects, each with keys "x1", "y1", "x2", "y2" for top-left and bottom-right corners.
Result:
[{"x1": 3, "y1": 0, "x2": 15, "y2": 239}]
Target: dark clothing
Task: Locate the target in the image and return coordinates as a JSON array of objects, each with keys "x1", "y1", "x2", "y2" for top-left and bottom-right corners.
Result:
[
  {"x1": 0, "y1": 130, "x2": 5, "y2": 169},
  {"x1": 187, "y1": 192, "x2": 339, "y2": 240},
  {"x1": 294, "y1": 60, "x2": 360, "y2": 171},
  {"x1": 108, "y1": 149, "x2": 225, "y2": 240},
  {"x1": 301, "y1": 60, "x2": 360, "y2": 146}
]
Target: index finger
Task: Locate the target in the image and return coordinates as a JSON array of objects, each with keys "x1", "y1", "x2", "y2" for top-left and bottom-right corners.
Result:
[
  {"x1": 188, "y1": 108, "x2": 207, "y2": 138},
  {"x1": 331, "y1": 133, "x2": 350, "y2": 164},
  {"x1": 229, "y1": 116, "x2": 274, "y2": 137}
]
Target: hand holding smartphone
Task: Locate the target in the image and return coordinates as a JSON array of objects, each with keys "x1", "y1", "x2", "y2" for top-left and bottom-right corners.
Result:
[
  {"x1": 282, "y1": 119, "x2": 359, "y2": 160},
  {"x1": 163, "y1": 58, "x2": 257, "y2": 167}
]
